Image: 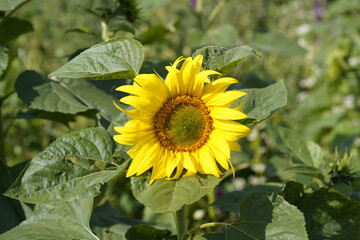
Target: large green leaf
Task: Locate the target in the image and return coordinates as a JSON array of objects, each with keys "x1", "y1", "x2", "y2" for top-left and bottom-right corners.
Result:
[
  {"x1": 0, "y1": 47, "x2": 8, "y2": 79},
  {"x1": 204, "y1": 192, "x2": 308, "y2": 240},
  {"x1": 237, "y1": 81, "x2": 287, "y2": 127},
  {"x1": 268, "y1": 125, "x2": 325, "y2": 168},
  {"x1": 15, "y1": 71, "x2": 89, "y2": 114},
  {"x1": 4, "y1": 128, "x2": 128, "y2": 204},
  {"x1": 0, "y1": 198, "x2": 99, "y2": 240},
  {"x1": 281, "y1": 182, "x2": 360, "y2": 240},
  {"x1": 0, "y1": 0, "x2": 26, "y2": 10},
  {"x1": 131, "y1": 174, "x2": 221, "y2": 212},
  {"x1": 0, "y1": 17, "x2": 33, "y2": 44},
  {"x1": 15, "y1": 71, "x2": 126, "y2": 123},
  {"x1": 251, "y1": 29, "x2": 306, "y2": 58},
  {"x1": 50, "y1": 37, "x2": 144, "y2": 80},
  {"x1": 192, "y1": 45, "x2": 257, "y2": 76}
]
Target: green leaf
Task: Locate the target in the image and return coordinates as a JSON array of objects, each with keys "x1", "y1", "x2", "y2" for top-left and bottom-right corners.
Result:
[
  {"x1": 15, "y1": 71, "x2": 89, "y2": 114},
  {"x1": 237, "y1": 81, "x2": 287, "y2": 126},
  {"x1": 281, "y1": 182, "x2": 360, "y2": 240},
  {"x1": 0, "y1": 17, "x2": 33, "y2": 44},
  {"x1": 4, "y1": 128, "x2": 128, "y2": 204},
  {"x1": 268, "y1": 125, "x2": 324, "y2": 168},
  {"x1": 0, "y1": 0, "x2": 26, "y2": 10},
  {"x1": 0, "y1": 47, "x2": 8, "y2": 79},
  {"x1": 251, "y1": 29, "x2": 306, "y2": 58},
  {"x1": 193, "y1": 45, "x2": 257, "y2": 76},
  {"x1": 284, "y1": 166, "x2": 324, "y2": 180},
  {"x1": 0, "y1": 198, "x2": 99, "y2": 240},
  {"x1": 131, "y1": 173, "x2": 221, "y2": 212},
  {"x1": 15, "y1": 71, "x2": 125, "y2": 123},
  {"x1": 125, "y1": 225, "x2": 175, "y2": 240},
  {"x1": 204, "y1": 192, "x2": 308, "y2": 240},
  {"x1": 50, "y1": 37, "x2": 144, "y2": 80},
  {"x1": 211, "y1": 182, "x2": 283, "y2": 212}
]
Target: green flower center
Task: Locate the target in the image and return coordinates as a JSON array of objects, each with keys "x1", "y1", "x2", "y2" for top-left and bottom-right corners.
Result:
[
  {"x1": 153, "y1": 95, "x2": 213, "y2": 152},
  {"x1": 165, "y1": 105, "x2": 205, "y2": 147}
]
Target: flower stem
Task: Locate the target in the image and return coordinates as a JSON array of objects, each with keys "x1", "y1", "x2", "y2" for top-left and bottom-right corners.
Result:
[
  {"x1": 174, "y1": 205, "x2": 187, "y2": 240},
  {"x1": 187, "y1": 222, "x2": 228, "y2": 237},
  {"x1": 101, "y1": 20, "x2": 110, "y2": 42}
]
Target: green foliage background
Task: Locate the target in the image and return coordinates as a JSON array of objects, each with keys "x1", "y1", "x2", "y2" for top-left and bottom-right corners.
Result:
[{"x1": 0, "y1": 0, "x2": 359, "y2": 239}]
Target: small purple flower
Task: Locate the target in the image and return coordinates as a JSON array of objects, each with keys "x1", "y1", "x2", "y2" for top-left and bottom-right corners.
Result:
[
  {"x1": 314, "y1": 1, "x2": 324, "y2": 21},
  {"x1": 189, "y1": 0, "x2": 196, "y2": 9},
  {"x1": 215, "y1": 187, "x2": 225, "y2": 199}
]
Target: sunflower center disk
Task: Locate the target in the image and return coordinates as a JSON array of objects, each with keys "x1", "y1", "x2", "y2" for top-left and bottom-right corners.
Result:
[
  {"x1": 166, "y1": 105, "x2": 205, "y2": 147},
  {"x1": 153, "y1": 96, "x2": 213, "y2": 152}
]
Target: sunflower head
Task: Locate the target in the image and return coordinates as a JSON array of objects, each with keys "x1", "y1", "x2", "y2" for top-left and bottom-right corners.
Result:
[{"x1": 114, "y1": 55, "x2": 250, "y2": 183}]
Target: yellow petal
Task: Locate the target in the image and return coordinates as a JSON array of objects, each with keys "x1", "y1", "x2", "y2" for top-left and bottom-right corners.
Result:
[
  {"x1": 204, "y1": 90, "x2": 247, "y2": 107},
  {"x1": 213, "y1": 119, "x2": 250, "y2": 140},
  {"x1": 165, "y1": 57, "x2": 184, "y2": 96},
  {"x1": 126, "y1": 138, "x2": 159, "y2": 177},
  {"x1": 228, "y1": 141, "x2": 241, "y2": 151},
  {"x1": 210, "y1": 107, "x2": 248, "y2": 120},
  {"x1": 182, "y1": 152, "x2": 196, "y2": 173},
  {"x1": 202, "y1": 77, "x2": 238, "y2": 100},
  {"x1": 198, "y1": 146, "x2": 221, "y2": 177},
  {"x1": 113, "y1": 101, "x2": 152, "y2": 121},
  {"x1": 134, "y1": 74, "x2": 170, "y2": 100},
  {"x1": 192, "y1": 70, "x2": 220, "y2": 97},
  {"x1": 208, "y1": 131, "x2": 230, "y2": 170},
  {"x1": 165, "y1": 150, "x2": 181, "y2": 177},
  {"x1": 115, "y1": 85, "x2": 137, "y2": 95}
]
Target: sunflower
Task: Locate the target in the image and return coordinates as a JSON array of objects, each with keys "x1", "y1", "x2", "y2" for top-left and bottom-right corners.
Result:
[{"x1": 114, "y1": 55, "x2": 250, "y2": 183}]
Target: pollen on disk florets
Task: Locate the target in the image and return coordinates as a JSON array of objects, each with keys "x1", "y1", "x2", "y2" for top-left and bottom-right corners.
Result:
[{"x1": 153, "y1": 95, "x2": 214, "y2": 152}]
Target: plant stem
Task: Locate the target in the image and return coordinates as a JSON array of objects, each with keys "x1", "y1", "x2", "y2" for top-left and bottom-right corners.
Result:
[
  {"x1": 187, "y1": 222, "x2": 228, "y2": 238},
  {"x1": 207, "y1": 190, "x2": 216, "y2": 221},
  {"x1": 196, "y1": 0, "x2": 203, "y2": 13},
  {"x1": 174, "y1": 205, "x2": 187, "y2": 240},
  {"x1": 101, "y1": 20, "x2": 110, "y2": 41}
]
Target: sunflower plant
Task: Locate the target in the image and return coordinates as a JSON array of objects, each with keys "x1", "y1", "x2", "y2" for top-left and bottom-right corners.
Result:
[{"x1": 1, "y1": 37, "x2": 288, "y2": 240}]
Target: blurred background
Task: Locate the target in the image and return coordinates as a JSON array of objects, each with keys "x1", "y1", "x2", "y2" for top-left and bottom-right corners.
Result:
[{"x1": 1, "y1": 0, "x2": 359, "y2": 233}]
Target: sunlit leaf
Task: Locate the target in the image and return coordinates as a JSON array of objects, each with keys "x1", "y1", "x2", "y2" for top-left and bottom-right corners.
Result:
[
  {"x1": 237, "y1": 80, "x2": 287, "y2": 126},
  {"x1": 15, "y1": 71, "x2": 126, "y2": 124},
  {"x1": 268, "y1": 125, "x2": 325, "y2": 168},
  {"x1": 131, "y1": 174, "x2": 221, "y2": 212},
  {"x1": 4, "y1": 128, "x2": 128, "y2": 204},
  {"x1": 0, "y1": 0, "x2": 26, "y2": 11},
  {"x1": 0, "y1": 198, "x2": 99, "y2": 240},
  {"x1": 193, "y1": 45, "x2": 257, "y2": 76},
  {"x1": 204, "y1": 191, "x2": 308, "y2": 240},
  {"x1": 50, "y1": 37, "x2": 144, "y2": 80}
]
